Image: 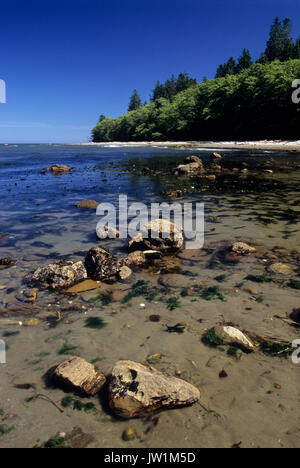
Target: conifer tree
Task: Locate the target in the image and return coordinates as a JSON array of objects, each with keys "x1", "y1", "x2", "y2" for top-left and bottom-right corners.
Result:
[
  {"x1": 128, "y1": 90, "x2": 142, "y2": 112},
  {"x1": 235, "y1": 49, "x2": 253, "y2": 73}
]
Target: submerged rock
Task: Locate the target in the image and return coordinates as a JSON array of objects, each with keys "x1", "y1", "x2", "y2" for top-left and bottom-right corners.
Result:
[
  {"x1": 267, "y1": 263, "x2": 294, "y2": 276},
  {"x1": 85, "y1": 247, "x2": 119, "y2": 281},
  {"x1": 29, "y1": 260, "x2": 87, "y2": 290},
  {"x1": 162, "y1": 189, "x2": 183, "y2": 199},
  {"x1": 231, "y1": 242, "x2": 256, "y2": 256},
  {"x1": 109, "y1": 360, "x2": 200, "y2": 419},
  {"x1": 76, "y1": 200, "x2": 99, "y2": 209},
  {"x1": 46, "y1": 164, "x2": 71, "y2": 174},
  {"x1": 120, "y1": 251, "x2": 147, "y2": 269},
  {"x1": 53, "y1": 356, "x2": 106, "y2": 396},
  {"x1": 128, "y1": 219, "x2": 183, "y2": 255},
  {"x1": 66, "y1": 279, "x2": 101, "y2": 294},
  {"x1": 214, "y1": 326, "x2": 255, "y2": 353},
  {"x1": 0, "y1": 257, "x2": 17, "y2": 270},
  {"x1": 16, "y1": 288, "x2": 38, "y2": 303}
]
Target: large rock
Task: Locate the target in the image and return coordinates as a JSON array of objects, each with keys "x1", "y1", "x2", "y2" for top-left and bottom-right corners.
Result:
[
  {"x1": 53, "y1": 356, "x2": 106, "y2": 396},
  {"x1": 109, "y1": 360, "x2": 200, "y2": 419},
  {"x1": 174, "y1": 156, "x2": 205, "y2": 176},
  {"x1": 231, "y1": 242, "x2": 256, "y2": 256},
  {"x1": 29, "y1": 260, "x2": 87, "y2": 290},
  {"x1": 214, "y1": 326, "x2": 255, "y2": 353},
  {"x1": 46, "y1": 164, "x2": 71, "y2": 174},
  {"x1": 128, "y1": 219, "x2": 183, "y2": 255},
  {"x1": 84, "y1": 247, "x2": 119, "y2": 281}
]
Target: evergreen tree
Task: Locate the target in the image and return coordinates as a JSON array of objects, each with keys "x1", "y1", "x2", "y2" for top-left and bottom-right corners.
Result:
[
  {"x1": 265, "y1": 17, "x2": 294, "y2": 62},
  {"x1": 128, "y1": 90, "x2": 142, "y2": 112},
  {"x1": 256, "y1": 52, "x2": 268, "y2": 64},
  {"x1": 235, "y1": 49, "x2": 253, "y2": 73},
  {"x1": 215, "y1": 57, "x2": 236, "y2": 78},
  {"x1": 176, "y1": 72, "x2": 197, "y2": 93},
  {"x1": 294, "y1": 37, "x2": 300, "y2": 59},
  {"x1": 151, "y1": 81, "x2": 167, "y2": 101}
]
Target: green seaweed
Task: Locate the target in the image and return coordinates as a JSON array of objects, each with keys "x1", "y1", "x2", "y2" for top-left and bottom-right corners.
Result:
[
  {"x1": 245, "y1": 275, "x2": 272, "y2": 283},
  {"x1": 122, "y1": 280, "x2": 150, "y2": 304},
  {"x1": 167, "y1": 297, "x2": 182, "y2": 310},
  {"x1": 260, "y1": 341, "x2": 291, "y2": 356},
  {"x1": 0, "y1": 425, "x2": 14, "y2": 436},
  {"x1": 57, "y1": 344, "x2": 78, "y2": 356},
  {"x1": 44, "y1": 437, "x2": 66, "y2": 449},
  {"x1": 100, "y1": 294, "x2": 113, "y2": 306},
  {"x1": 201, "y1": 286, "x2": 226, "y2": 302},
  {"x1": 2, "y1": 331, "x2": 20, "y2": 338},
  {"x1": 61, "y1": 397, "x2": 96, "y2": 413},
  {"x1": 181, "y1": 289, "x2": 189, "y2": 297},
  {"x1": 203, "y1": 328, "x2": 225, "y2": 346},
  {"x1": 256, "y1": 296, "x2": 265, "y2": 303},
  {"x1": 84, "y1": 317, "x2": 107, "y2": 330},
  {"x1": 214, "y1": 274, "x2": 227, "y2": 283},
  {"x1": 289, "y1": 280, "x2": 300, "y2": 290}
]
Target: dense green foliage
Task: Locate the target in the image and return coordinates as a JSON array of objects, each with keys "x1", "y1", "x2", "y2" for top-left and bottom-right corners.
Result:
[{"x1": 92, "y1": 60, "x2": 300, "y2": 141}]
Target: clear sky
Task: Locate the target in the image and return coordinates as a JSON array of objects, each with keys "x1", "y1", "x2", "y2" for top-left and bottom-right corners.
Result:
[{"x1": 0, "y1": 0, "x2": 300, "y2": 143}]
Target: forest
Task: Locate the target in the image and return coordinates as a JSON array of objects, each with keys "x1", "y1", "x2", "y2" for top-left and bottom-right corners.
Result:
[{"x1": 92, "y1": 18, "x2": 300, "y2": 142}]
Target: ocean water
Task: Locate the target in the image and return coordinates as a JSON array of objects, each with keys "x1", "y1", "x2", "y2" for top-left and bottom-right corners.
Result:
[{"x1": 0, "y1": 144, "x2": 299, "y2": 448}]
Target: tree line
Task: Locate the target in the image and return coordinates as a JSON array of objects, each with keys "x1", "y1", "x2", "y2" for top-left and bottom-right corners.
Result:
[
  {"x1": 92, "y1": 18, "x2": 300, "y2": 142},
  {"x1": 216, "y1": 18, "x2": 300, "y2": 78}
]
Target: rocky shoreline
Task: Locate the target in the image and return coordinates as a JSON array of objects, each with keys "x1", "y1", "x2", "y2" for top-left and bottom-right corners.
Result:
[{"x1": 0, "y1": 147, "x2": 299, "y2": 448}]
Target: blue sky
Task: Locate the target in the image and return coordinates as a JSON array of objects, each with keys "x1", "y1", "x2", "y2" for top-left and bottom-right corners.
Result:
[{"x1": 0, "y1": 0, "x2": 300, "y2": 143}]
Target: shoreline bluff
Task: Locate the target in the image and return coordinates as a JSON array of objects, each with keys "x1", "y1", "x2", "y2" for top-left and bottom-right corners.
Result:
[{"x1": 78, "y1": 140, "x2": 300, "y2": 152}]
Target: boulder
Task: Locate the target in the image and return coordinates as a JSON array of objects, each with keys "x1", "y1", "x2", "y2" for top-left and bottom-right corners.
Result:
[
  {"x1": 53, "y1": 356, "x2": 106, "y2": 396},
  {"x1": 46, "y1": 164, "x2": 71, "y2": 174},
  {"x1": 214, "y1": 326, "x2": 255, "y2": 353},
  {"x1": 96, "y1": 225, "x2": 120, "y2": 240},
  {"x1": 231, "y1": 242, "x2": 256, "y2": 256},
  {"x1": 185, "y1": 155, "x2": 203, "y2": 164},
  {"x1": 84, "y1": 247, "x2": 119, "y2": 281},
  {"x1": 29, "y1": 261, "x2": 87, "y2": 290},
  {"x1": 128, "y1": 219, "x2": 183, "y2": 255},
  {"x1": 267, "y1": 263, "x2": 294, "y2": 276},
  {"x1": 175, "y1": 162, "x2": 205, "y2": 175},
  {"x1": 76, "y1": 200, "x2": 99, "y2": 209},
  {"x1": 109, "y1": 360, "x2": 200, "y2": 419},
  {"x1": 120, "y1": 251, "x2": 147, "y2": 269}
]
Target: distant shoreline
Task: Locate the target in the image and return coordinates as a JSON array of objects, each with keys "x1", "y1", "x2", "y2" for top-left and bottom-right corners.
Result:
[{"x1": 80, "y1": 140, "x2": 300, "y2": 152}]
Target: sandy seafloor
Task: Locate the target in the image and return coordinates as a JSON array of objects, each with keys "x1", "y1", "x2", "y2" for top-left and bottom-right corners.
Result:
[{"x1": 0, "y1": 143, "x2": 299, "y2": 448}]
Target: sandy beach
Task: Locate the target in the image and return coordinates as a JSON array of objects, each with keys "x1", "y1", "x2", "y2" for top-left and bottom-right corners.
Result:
[{"x1": 82, "y1": 140, "x2": 300, "y2": 152}]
